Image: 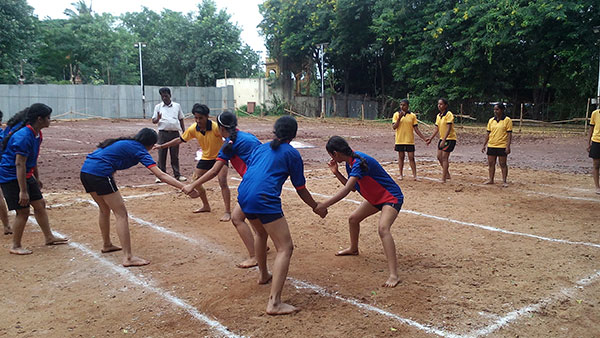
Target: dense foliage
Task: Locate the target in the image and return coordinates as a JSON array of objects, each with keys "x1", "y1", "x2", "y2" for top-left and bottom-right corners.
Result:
[
  {"x1": 259, "y1": 0, "x2": 600, "y2": 120},
  {"x1": 0, "y1": 0, "x2": 262, "y2": 86}
]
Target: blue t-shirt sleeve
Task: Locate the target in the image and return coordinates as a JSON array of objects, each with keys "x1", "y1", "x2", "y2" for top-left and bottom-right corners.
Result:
[
  {"x1": 287, "y1": 149, "x2": 306, "y2": 189},
  {"x1": 136, "y1": 147, "x2": 156, "y2": 167},
  {"x1": 13, "y1": 131, "x2": 33, "y2": 158},
  {"x1": 348, "y1": 158, "x2": 365, "y2": 179},
  {"x1": 217, "y1": 139, "x2": 232, "y2": 161}
]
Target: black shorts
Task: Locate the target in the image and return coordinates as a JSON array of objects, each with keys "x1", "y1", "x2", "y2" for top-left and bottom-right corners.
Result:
[
  {"x1": 80, "y1": 172, "x2": 118, "y2": 195},
  {"x1": 0, "y1": 177, "x2": 43, "y2": 210},
  {"x1": 395, "y1": 144, "x2": 415, "y2": 152},
  {"x1": 590, "y1": 141, "x2": 600, "y2": 159},
  {"x1": 487, "y1": 147, "x2": 507, "y2": 157},
  {"x1": 245, "y1": 212, "x2": 284, "y2": 224},
  {"x1": 196, "y1": 159, "x2": 217, "y2": 170},
  {"x1": 374, "y1": 201, "x2": 403, "y2": 212},
  {"x1": 438, "y1": 139, "x2": 456, "y2": 152}
]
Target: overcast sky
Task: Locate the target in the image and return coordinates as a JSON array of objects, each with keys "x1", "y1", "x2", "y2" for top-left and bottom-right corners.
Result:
[{"x1": 27, "y1": 0, "x2": 266, "y2": 57}]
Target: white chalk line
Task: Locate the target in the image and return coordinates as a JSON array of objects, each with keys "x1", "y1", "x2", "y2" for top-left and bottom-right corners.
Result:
[
  {"x1": 45, "y1": 185, "x2": 600, "y2": 336},
  {"x1": 45, "y1": 193, "x2": 459, "y2": 337},
  {"x1": 247, "y1": 177, "x2": 600, "y2": 250},
  {"x1": 24, "y1": 217, "x2": 241, "y2": 338},
  {"x1": 464, "y1": 269, "x2": 600, "y2": 337}
]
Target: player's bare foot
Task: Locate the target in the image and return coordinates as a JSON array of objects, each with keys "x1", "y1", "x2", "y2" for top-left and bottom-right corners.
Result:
[
  {"x1": 335, "y1": 248, "x2": 359, "y2": 256},
  {"x1": 502, "y1": 182, "x2": 509, "y2": 187},
  {"x1": 10, "y1": 247, "x2": 32, "y2": 255},
  {"x1": 596, "y1": 188, "x2": 600, "y2": 195},
  {"x1": 398, "y1": 175, "x2": 404, "y2": 181},
  {"x1": 413, "y1": 176, "x2": 421, "y2": 181},
  {"x1": 483, "y1": 180, "x2": 494, "y2": 185},
  {"x1": 123, "y1": 256, "x2": 150, "y2": 267},
  {"x1": 192, "y1": 206, "x2": 211, "y2": 213},
  {"x1": 219, "y1": 212, "x2": 231, "y2": 222},
  {"x1": 45, "y1": 236, "x2": 68, "y2": 245},
  {"x1": 236, "y1": 257, "x2": 258, "y2": 268},
  {"x1": 101, "y1": 245, "x2": 122, "y2": 253},
  {"x1": 383, "y1": 276, "x2": 400, "y2": 288},
  {"x1": 4, "y1": 226, "x2": 12, "y2": 235},
  {"x1": 266, "y1": 302, "x2": 299, "y2": 315},
  {"x1": 258, "y1": 273, "x2": 272, "y2": 285}
]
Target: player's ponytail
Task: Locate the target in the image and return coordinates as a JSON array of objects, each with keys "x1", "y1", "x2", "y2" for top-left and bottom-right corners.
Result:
[
  {"x1": 2, "y1": 103, "x2": 51, "y2": 151},
  {"x1": 98, "y1": 128, "x2": 157, "y2": 149},
  {"x1": 271, "y1": 115, "x2": 297, "y2": 150},
  {"x1": 326, "y1": 136, "x2": 369, "y2": 172},
  {"x1": 217, "y1": 111, "x2": 238, "y2": 155}
]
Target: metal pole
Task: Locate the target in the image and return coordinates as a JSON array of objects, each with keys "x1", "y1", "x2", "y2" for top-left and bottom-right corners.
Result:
[
  {"x1": 320, "y1": 44, "x2": 325, "y2": 119},
  {"x1": 136, "y1": 42, "x2": 146, "y2": 118}
]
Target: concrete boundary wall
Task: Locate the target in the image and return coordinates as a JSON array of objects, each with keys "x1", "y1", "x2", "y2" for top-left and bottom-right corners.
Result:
[{"x1": 0, "y1": 84, "x2": 234, "y2": 120}]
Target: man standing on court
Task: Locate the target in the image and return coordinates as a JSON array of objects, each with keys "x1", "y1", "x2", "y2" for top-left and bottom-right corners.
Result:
[{"x1": 152, "y1": 87, "x2": 187, "y2": 182}]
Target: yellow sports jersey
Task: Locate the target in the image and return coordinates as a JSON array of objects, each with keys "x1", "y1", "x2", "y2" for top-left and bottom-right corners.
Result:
[
  {"x1": 486, "y1": 116, "x2": 513, "y2": 148},
  {"x1": 435, "y1": 111, "x2": 457, "y2": 140},
  {"x1": 392, "y1": 111, "x2": 418, "y2": 145},
  {"x1": 591, "y1": 110, "x2": 600, "y2": 143},
  {"x1": 181, "y1": 120, "x2": 223, "y2": 160}
]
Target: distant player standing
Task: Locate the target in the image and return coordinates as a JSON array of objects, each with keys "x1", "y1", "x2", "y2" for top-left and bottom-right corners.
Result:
[
  {"x1": 392, "y1": 99, "x2": 427, "y2": 180},
  {"x1": 588, "y1": 108, "x2": 600, "y2": 194},
  {"x1": 0, "y1": 110, "x2": 11, "y2": 235},
  {"x1": 426, "y1": 98, "x2": 457, "y2": 183},
  {"x1": 482, "y1": 103, "x2": 513, "y2": 187},
  {"x1": 152, "y1": 87, "x2": 186, "y2": 182}
]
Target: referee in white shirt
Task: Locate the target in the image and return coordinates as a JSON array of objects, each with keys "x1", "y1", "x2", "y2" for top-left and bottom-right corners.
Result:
[{"x1": 152, "y1": 87, "x2": 186, "y2": 182}]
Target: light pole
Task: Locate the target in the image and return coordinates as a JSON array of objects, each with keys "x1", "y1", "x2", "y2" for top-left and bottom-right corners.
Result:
[
  {"x1": 18, "y1": 59, "x2": 26, "y2": 84},
  {"x1": 134, "y1": 42, "x2": 147, "y2": 118},
  {"x1": 317, "y1": 43, "x2": 328, "y2": 118},
  {"x1": 594, "y1": 26, "x2": 600, "y2": 108}
]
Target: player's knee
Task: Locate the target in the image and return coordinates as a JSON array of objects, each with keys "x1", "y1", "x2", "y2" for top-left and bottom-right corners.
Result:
[
  {"x1": 378, "y1": 225, "x2": 391, "y2": 237},
  {"x1": 348, "y1": 214, "x2": 362, "y2": 225}
]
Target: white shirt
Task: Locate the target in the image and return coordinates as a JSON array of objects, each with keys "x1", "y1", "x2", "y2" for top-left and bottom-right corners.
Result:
[{"x1": 152, "y1": 101, "x2": 184, "y2": 131}]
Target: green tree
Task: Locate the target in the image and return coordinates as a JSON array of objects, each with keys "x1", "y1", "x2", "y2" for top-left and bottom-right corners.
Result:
[{"x1": 0, "y1": 0, "x2": 37, "y2": 83}]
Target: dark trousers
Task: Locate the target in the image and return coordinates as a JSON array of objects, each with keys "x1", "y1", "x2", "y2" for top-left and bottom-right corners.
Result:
[{"x1": 158, "y1": 130, "x2": 181, "y2": 178}]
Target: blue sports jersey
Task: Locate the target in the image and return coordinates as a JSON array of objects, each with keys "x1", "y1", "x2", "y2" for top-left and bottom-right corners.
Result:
[
  {"x1": 237, "y1": 142, "x2": 306, "y2": 214},
  {"x1": 81, "y1": 139, "x2": 156, "y2": 177},
  {"x1": 345, "y1": 151, "x2": 403, "y2": 205},
  {"x1": 0, "y1": 125, "x2": 42, "y2": 183},
  {"x1": 216, "y1": 130, "x2": 261, "y2": 176}
]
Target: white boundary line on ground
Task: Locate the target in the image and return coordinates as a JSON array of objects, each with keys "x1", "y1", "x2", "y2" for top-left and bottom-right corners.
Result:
[
  {"x1": 25, "y1": 217, "x2": 242, "y2": 338},
  {"x1": 229, "y1": 177, "x2": 600, "y2": 250},
  {"x1": 44, "y1": 187, "x2": 599, "y2": 336},
  {"x1": 464, "y1": 269, "x2": 600, "y2": 337},
  {"x1": 45, "y1": 195, "x2": 458, "y2": 337}
]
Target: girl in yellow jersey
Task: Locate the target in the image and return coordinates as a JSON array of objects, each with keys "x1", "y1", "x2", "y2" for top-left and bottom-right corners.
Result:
[
  {"x1": 588, "y1": 108, "x2": 600, "y2": 194},
  {"x1": 426, "y1": 98, "x2": 457, "y2": 183},
  {"x1": 481, "y1": 103, "x2": 512, "y2": 187},
  {"x1": 392, "y1": 99, "x2": 427, "y2": 180}
]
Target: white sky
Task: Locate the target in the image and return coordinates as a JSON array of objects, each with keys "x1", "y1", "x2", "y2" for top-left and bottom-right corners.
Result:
[{"x1": 27, "y1": 0, "x2": 266, "y2": 57}]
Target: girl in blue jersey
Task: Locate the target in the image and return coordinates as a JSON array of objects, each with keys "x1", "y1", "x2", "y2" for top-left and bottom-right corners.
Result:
[
  {"x1": 237, "y1": 116, "x2": 326, "y2": 315},
  {"x1": 182, "y1": 111, "x2": 264, "y2": 268},
  {"x1": 0, "y1": 104, "x2": 68, "y2": 255},
  {"x1": 80, "y1": 128, "x2": 199, "y2": 267},
  {"x1": 315, "y1": 136, "x2": 403, "y2": 288}
]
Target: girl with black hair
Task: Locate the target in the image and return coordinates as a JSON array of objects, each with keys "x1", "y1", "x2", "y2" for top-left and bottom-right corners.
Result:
[
  {"x1": 182, "y1": 111, "x2": 264, "y2": 268},
  {"x1": 426, "y1": 98, "x2": 457, "y2": 183},
  {"x1": 237, "y1": 115, "x2": 326, "y2": 315},
  {"x1": 315, "y1": 135, "x2": 404, "y2": 288},
  {"x1": 155, "y1": 103, "x2": 231, "y2": 221},
  {"x1": 0, "y1": 103, "x2": 67, "y2": 255},
  {"x1": 482, "y1": 103, "x2": 513, "y2": 187},
  {"x1": 80, "y1": 128, "x2": 199, "y2": 267}
]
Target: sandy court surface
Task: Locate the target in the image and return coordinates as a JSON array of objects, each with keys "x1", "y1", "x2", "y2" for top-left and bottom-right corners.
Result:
[{"x1": 0, "y1": 117, "x2": 598, "y2": 337}]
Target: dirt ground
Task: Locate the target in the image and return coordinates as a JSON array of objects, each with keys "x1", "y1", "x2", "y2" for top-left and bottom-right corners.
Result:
[{"x1": 0, "y1": 116, "x2": 598, "y2": 337}]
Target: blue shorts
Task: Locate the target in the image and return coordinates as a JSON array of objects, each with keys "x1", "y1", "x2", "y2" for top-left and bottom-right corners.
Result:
[
  {"x1": 245, "y1": 212, "x2": 284, "y2": 224},
  {"x1": 374, "y1": 201, "x2": 403, "y2": 212}
]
